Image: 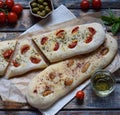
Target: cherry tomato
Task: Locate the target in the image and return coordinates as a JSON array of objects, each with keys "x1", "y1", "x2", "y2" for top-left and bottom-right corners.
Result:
[
  {"x1": 80, "y1": 0, "x2": 90, "y2": 11},
  {"x1": 21, "y1": 44, "x2": 30, "y2": 54},
  {"x1": 85, "y1": 36, "x2": 92, "y2": 43},
  {"x1": 0, "y1": 12, "x2": 6, "y2": 23},
  {"x1": 76, "y1": 90, "x2": 85, "y2": 100},
  {"x1": 88, "y1": 27, "x2": 96, "y2": 35},
  {"x1": 30, "y1": 57, "x2": 41, "y2": 64},
  {"x1": 92, "y1": 0, "x2": 102, "y2": 10},
  {"x1": 3, "y1": 49, "x2": 13, "y2": 59},
  {"x1": 0, "y1": 0, "x2": 4, "y2": 8},
  {"x1": 68, "y1": 40, "x2": 77, "y2": 48},
  {"x1": 56, "y1": 30, "x2": 65, "y2": 38},
  {"x1": 5, "y1": 0, "x2": 14, "y2": 8},
  {"x1": 7, "y1": 12, "x2": 18, "y2": 23},
  {"x1": 41, "y1": 37, "x2": 48, "y2": 45},
  {"x1": 12, "y1": 60, "x2": 20, "y2": 67},
  {"x1": 53, "y1": 42, "x2": 59, "y2": 51},
  {"x1": 12, "y1": 4, "x2": 23, "y2": 15},
  {"x1": 72, "y1": 26, "x2": 79, "y2": 34}
]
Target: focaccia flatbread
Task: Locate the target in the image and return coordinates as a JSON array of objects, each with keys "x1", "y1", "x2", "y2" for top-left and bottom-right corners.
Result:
[
  {"x1": 26, "y1": 34, "x2": 118, "y2": 109},
  {"x1": 0, "y1": 40, "x2": 17, "y2": 76},
  {"x1": 5, "y1": 39, "x2": 48, "y2": 79},
  {"x1": 33, "y1": 23, "x2": 105, "y2": 62}
]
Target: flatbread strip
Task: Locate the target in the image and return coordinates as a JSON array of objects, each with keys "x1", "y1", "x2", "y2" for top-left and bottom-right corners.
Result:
[
  {"x1": 33, "y1": 23, "x2": 105, "y2": 63},
  {"x1": 26, "y1": 34, "x2": 118, "y2": 110},
  {"x1": 5, "y1": 39, "x2": 48, "y2": 79},
  {"x1": 0, "y1": 40, "x2": 17, "y2": 76}
]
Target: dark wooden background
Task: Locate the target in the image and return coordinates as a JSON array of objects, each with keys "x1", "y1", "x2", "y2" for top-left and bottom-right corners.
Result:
[{"x1": 0, "y1": 0, "x2": 120, "y2": 115}]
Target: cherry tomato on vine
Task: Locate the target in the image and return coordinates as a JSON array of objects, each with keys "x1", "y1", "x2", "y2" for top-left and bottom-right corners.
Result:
[
  {"x1": 12, "y1": 4, "x2": 23, "y2": 15},
  {"x1": 80, "y1": 0, "x2": 90, "y2": 11},
  {"x1": 0, "y1": 12, "x2": 6, "y2": 23},
  {"x1": 92, "y1": 0, "x2": 102, "y2": 10},
  {"x1": 5, "y1": 0, "x2": 14, "y2": 8},
  {"x1": 7, "y1": 12, "x2": 18, "y2": 23},
  {"x1": 76, "y1": 90, "x2": 85, "y2": 100},
  {"x1": 0, "y1": 0, "x2": 4, "y2": 8}
]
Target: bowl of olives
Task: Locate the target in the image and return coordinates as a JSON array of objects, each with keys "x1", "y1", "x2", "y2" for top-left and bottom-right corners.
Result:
[{"x1": 29, "y1": 0, "x2": 54, "y2": 18}]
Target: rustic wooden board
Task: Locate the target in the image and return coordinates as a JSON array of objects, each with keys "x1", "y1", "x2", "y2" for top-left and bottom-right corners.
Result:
[
  {"x1": 13, "y1": 0, "x2": 120, "y2": 9},
  {"x1": 57, "y1": 0, "x2": 120, "y2": 9},
  {"x1": 0, "y1": 9, "x2": 120, "y2": 31},
  {"x1": 58, "y1": 111, "x2": 120, "y2": 115},
  {"x1": 0, "y1": 9, "x2": 41, "y2": 32},
  {"x1": 64, "y1": 83, "x2": 120, "y2": 109},
  {"x1": 0, "y1": 32, "x2": 21, "y2": 41}
]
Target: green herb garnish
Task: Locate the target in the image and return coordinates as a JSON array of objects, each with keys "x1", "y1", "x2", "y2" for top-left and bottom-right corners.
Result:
[{"x1": 101, "y1": 9, "x2": 120, "y2": 35}]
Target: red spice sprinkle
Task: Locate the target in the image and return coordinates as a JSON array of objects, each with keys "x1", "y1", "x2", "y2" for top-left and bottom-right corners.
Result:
[{"x1": 33, "y1": 89, "x2": 37, "y2": 93}]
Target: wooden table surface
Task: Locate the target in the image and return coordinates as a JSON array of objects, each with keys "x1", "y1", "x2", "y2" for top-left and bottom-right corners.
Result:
[{"x1": 0, "y1": 0, "x2": 120, "y2": 115}]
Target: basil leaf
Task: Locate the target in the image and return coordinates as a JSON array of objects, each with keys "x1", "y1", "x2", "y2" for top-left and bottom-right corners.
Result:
[
  {"x1": 111, "y1": 23, "x2": 120, "y2": 35},
  {"x1": 101, "y1": 9, "x2": 120, "y2": 35},
  {"x1": 101, "y1": 16, "x2": 111, "y2": 21},
  {"x1": 108, "y1": 9, "x2": 115, "y2": 19},
  {"x1": 101, "y1": 16, "x2": 113, "y2": 25},
  {"x1": 103, "y1": 21, "x2": 112, "y2": 25}
]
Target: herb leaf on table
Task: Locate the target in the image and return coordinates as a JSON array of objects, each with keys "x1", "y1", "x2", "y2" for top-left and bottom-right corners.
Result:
[{"x1": 101, "y1": 9, "x2": 120, "y2": 35}]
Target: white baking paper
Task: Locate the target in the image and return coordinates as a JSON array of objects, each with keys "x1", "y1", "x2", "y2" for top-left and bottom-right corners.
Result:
[{"x1": 41, "y1": 80, "x2": 90, "y2": 115}]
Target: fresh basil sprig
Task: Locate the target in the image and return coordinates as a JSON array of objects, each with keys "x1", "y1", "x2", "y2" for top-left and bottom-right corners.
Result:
[{"x1": 101, "y1": 9, "x2": 120, "y2": 35}]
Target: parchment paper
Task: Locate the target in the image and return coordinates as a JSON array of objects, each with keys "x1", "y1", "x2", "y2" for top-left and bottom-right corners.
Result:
[
  {"x1": 0, "y1": 4, "x2": 120, "y2": 115},
  {"x1": 0, "y1": 4, "x2": 76, "y2": 103}
]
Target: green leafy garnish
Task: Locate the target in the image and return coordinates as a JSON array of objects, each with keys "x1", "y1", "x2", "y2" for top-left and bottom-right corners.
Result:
[{"x1": 101, "y1": 9, "x2": 120, "y2": 35}]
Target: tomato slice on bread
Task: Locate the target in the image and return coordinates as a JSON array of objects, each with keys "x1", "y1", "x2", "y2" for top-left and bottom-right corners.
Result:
[
  {"x1": 3, "y1": 49, "x2": 13, "y2": 60},
  {"x1": 85, "y1": 36, "x2": 93, "y2": 43},
  {"x1": 53, "y1": 42, "x2": 59, "y2": 51},
  {"x1": 56, "y1": 30, "x2": 65, "y2": 38},
  {"x1": 41, "y1": 37, "x2": 48, "y2": 45},
  {"x1": 12, "y1": 60, "x2": 20, "y2": 67},
  {"x1": 88, "y1": 27, "x2": 96, "y2": 35},
  {"x1": 68, "y1": 40, "x2": 78, "y2": 48},
  {"x1": 30, "y1": 57, "x2": 41, "y2": 64},
  {"x1": 21, "y1": 44, "x2": 30, "y2": 54},
  {"x1": 71, "y1": 26, "x2": 79, "y2": 34}
]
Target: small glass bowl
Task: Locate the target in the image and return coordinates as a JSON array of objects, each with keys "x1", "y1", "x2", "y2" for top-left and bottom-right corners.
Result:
[
  {"x1": 29, "y1": 0, "x2": 54, "y2": 18},
  {"x1": 91, "y1": 69, "x2": 116, "y2": 97}
]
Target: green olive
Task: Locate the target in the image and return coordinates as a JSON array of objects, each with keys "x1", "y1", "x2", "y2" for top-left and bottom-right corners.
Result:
[
  {"x1": 39, "y1": 5, "x2": 44, "y2": 10},
  {"x1": 37, "y1": 11, "x2": 41, "y2": 15},
  {"x1": 37, "y1": 4, "x2": 40, "y2": 7},
  {"x1": 32, "y1": 7, "x2": 39, "y2": 13},
  {"x1": 38, "y1": 0, "x2": 44, "y2": 4},
  {"x1": 45, "y1": 7, "x2": 51, "y2": 13},
  {"x1": 45, "y1": 5, "x2": 49, "y2": 9},
  {"x1": 31, "y1": 2, "x2": 38, "y2": 8},
  {"x1": 43, "y1": 2, "x2": 48, "y2": 6},
  {"x1": 40, "y1": 10, "x2": 46, "y2": 16}
]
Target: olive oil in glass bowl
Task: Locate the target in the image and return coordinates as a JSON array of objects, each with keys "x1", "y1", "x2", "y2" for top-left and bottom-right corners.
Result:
[{"x1": 91, "y1": 69, "x2": 116, "y2": 97}]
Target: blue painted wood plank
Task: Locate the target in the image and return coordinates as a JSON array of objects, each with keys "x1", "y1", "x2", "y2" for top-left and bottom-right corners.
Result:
[
  {"x1": 53, "y1": 0, "x2": 120, "y2": 9},
  {"x1": 64, "y1": 71, "x2": 120, "y2": 109}
]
